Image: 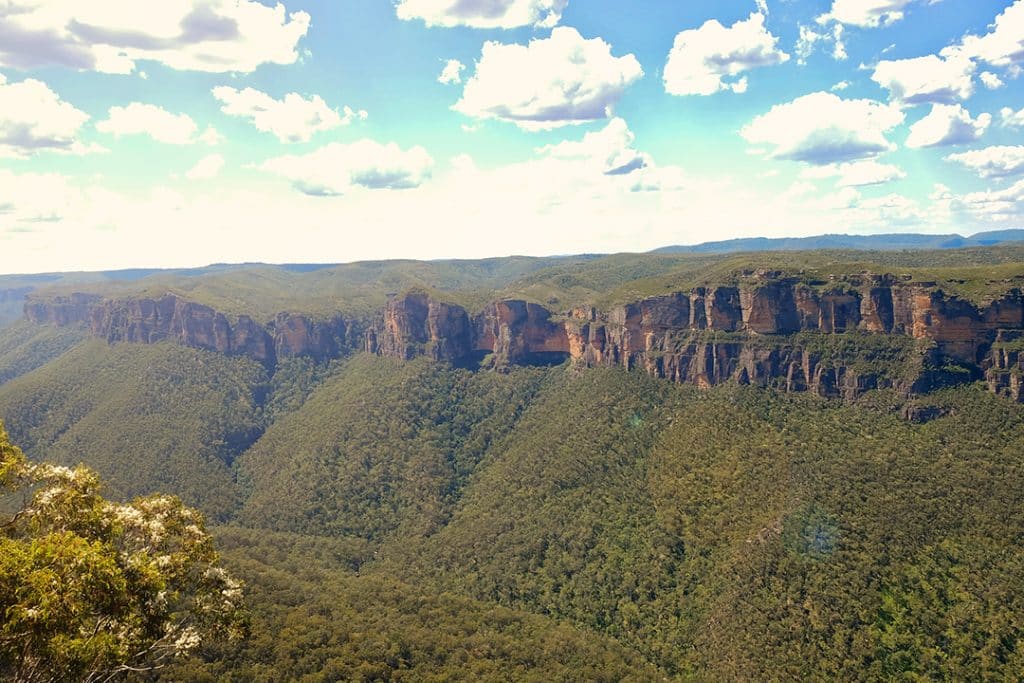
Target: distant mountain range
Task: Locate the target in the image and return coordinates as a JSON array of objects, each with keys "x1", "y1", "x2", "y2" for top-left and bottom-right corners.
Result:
[{"x1": 651, "y1": 229, "x2": 1024, "y2": 254}]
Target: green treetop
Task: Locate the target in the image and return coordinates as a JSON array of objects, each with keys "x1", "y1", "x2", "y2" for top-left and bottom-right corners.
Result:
[{"x1": 0, "y1": 422, "x2": 244, "y2": 683}]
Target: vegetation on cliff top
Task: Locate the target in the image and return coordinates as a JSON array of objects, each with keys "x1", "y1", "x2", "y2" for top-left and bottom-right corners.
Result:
[{"x1": 18, "y1": 245, "x2": 1024, "y2": 322}]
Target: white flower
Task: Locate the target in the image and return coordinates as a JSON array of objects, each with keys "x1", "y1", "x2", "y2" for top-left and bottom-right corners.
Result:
[{"x1": 172, "y1": 627, "x2": 202, "y2": 654}]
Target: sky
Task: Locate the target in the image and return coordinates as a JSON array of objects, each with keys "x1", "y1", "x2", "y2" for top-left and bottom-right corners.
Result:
[{"x1": 1, "y1": 0, "x2": 1023, "y2": 274}]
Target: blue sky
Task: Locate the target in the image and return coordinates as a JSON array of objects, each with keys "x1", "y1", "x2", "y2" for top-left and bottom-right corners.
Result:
[{"x1": 1, "y1": 0, "x2": 1023, "y2": 273}]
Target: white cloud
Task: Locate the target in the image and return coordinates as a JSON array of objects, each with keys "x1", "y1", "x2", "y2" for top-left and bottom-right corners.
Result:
[
  {"x1": 185, "y1": 154, "x2": 225, "y2": 180},
  {"x1": 96, "y1": 103, "x2": 214, "y2": 145},
  {"x1": 946, "y1": 146, "x2": 1024, "y2": 178},
  {"x1": 801, "y1": 159, "x2": 906, "y2": 187},
  {"x1": 0, "y1": 75, "x2": 96, "y2": 158},
  {"x1": 453, "y1": 27, "x2": 642, "y2": 130},
  {"x1": 258, "y1": 140, "x2": 434, "y2": 195},
  {"x1": 831, "y1": 80, "x2": 851, "y2": 91},
  {"x1": 3, "y1": 127, "x2": 967, "y2": 275},
  {"x1": 817, "y1": 0, "x2": 916, "y2": 28},
  {"x1": 958, "y1": 0, "x2": 1024, "y2": 68},
  {"x1": 212, "y1": 86, "x2": 365, "y2": 143},
  {"x1": 663, "y1": 13, "x2": 789, "y2": 96},
  {"x1": 395, "y1": 0, "x2": 567, "y2": 29},
  {"x1": 857, "y1": 193, "x2": 925, "y2": 222},
  {"x1": 980, "y1": 71, "x2": 1005, "y2": 89},
  {"x1": 0, "y1": 0, "x2": 310, "y2": 74},
  {"x1": 1001, "y1": 106, "x2": 1024, "y2": 127},
  {"x1": 0, "y1": 169, "x2": 81, "y2": 223},
  {"x1": 795, "y1": 23, "x2": 846, "y2": 64},
  {"x1": 871, "y1": 52, "x2": 976, "y2": 104},
  {"x1": 741, "y1": 92, "x2": 904, "y2": 164},
  {"x1": 537, "y1": 117, "x2": 650, "y2": 175},
  {"x1": 438, "y1": 59, "x2": 465, "y2": 85},
  {"x1": 832, "y1": 24, "x2": 848, "y2": 60},
  {"x1": 198, "y1": 126, "x2": 224, "y2": 146},
  {"x1": 954, "y1": 179, "x2": 1024, "y2": 221},
  {"x1": 905, "y1": 104, "x2": 990, "y2": 148}
]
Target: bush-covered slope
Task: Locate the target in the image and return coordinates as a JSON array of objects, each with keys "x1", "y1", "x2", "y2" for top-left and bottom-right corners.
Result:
[
  {"x1": 0, "y1": 341, "x2": 267, "y2": 519},
  {"x1": 0, "y1": 319, "x2": 88, "y2": 385},
  {"x1": 4, "y1": 341, "x2": 1023, "y2": 679},
  {"x1": 236, "y1": 355, "x2": 552, "y2": 540},
  {"x1": 376, "y1": 377, "x2": 1024, "y2": 679},
  {"x1": 160, "y1": 526, "x2": 666, "y2": 683}
]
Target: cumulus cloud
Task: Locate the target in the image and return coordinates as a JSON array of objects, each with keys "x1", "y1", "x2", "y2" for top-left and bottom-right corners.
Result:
[
  {"x1": 946, "y1": 146, "x2": 1024, "y2": 178},
  {"x1": 438, "y1": 59, "x2": 465, "y2": 85},
  {"x1": 817, "y1": 0, "x2": 917, "y2": 28},
  {"x1": 0, "y1": 0, "x2": 310, "y2": 74},
  {"x1": 980, "y1": 71, "x2": 1005, "y2": 89},
  {"x1": 96, "y1": 103, "x2": 218, "y2": 145},
  {"x1": 198, "y1": 126, "x2": 224, "y2": 146},
  {"x1": 795, "y1": 23, "x2": 846, "y2": 64},
  {"x1": 957, "y1": 0, "x2": 1024, "y2": 68},
  {"x1": 0, "y1": 169, "x2": 82, "y2": 225},
  {"x1": 212, "y1": 86, "x2": 366, "y2": 143},
  {"x1": 1001, "y1": 106, "x2": 1024, "y2": 128},
  {"x1": 954, "y1": 179, "x2": 1024, "y2": 221},
  {"x1": 871, "y1": 52, "x2": 976, "y2": 104},
  {"x1": 258, "y1": 140, "x2": 434, "y2": 195},
  {"x1": 453, "y1": 27, "x2": 642, "y2": 130},
  {"x1": 0, "y1": 74, "x2": 97, "y2": 158},
  {"x1": 538, "y1": 118, "x2": 649, "y2": 175},
  {"x1": 395, "y1": 0, "x2": 567, "y2": 29},
  {"x1": 438, "y1": 118, "x2": 687, "y2": 218},
  {"x1": 831, "y1": 80, "x2": 851, "y2": 91},
  {"x1": 800, "y1": 159, "x2": 906, "y2": 187},
  {"x1": 663, "y1": 13, "x2": 789, "y2": 96},
  {"x1": 905, "y1": 104, "x2": 990, "y2": 148},
  {"x1": 741, "y1": 92, "x2": 904, "y2": 164},
  {"x1": 185, "y1": 154, "x2": 225, "y2": 180}
]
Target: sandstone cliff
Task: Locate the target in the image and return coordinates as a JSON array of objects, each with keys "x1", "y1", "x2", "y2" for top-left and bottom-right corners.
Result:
[
  {"x1": 985, "y1": 330, "x2": 1024, "y2": 402},
  {"x1": 22, "y1": 275, "x2": 1024, "y2": 402},
  {"x1": 24, "y1": 293, "x2": 359, "y2": 367},
  {"x1": 364, "y1": 275, "x2": 1024, "y2": 401}
]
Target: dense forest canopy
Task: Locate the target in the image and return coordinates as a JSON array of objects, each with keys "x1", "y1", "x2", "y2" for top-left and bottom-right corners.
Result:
[{"x1": 2, "y1": 247, "x2": 1024, "y2": 680}]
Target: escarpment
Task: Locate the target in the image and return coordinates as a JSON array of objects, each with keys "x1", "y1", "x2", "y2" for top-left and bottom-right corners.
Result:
[
  {"x1": 365, "y1": 275, "x2": 1024, "y2": 401},
  {"x1": 986, "y1": 331, "x2": 1024, "y2": 402},
  {"x1": 21, "y1": 273, "x2": 1024, "y2": 402},
  {"x1": 24, "y1": 293, "x2": 361, "y2": 368}
]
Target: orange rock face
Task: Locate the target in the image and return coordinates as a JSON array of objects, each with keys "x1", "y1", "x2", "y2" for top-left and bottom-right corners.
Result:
[
  {"x1": 375, "y1": 292, "x2": 472, "y2": 361},
  {"x1": 24, "y1": 293, "x2": 357, "y2": 366},
  {"x1": 23, "y1": 278, "x2": 1024, "y2": 402}
]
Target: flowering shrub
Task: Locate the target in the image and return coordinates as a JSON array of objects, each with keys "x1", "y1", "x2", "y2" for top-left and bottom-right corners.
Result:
[{"x1": 0, "y1": 423, "x2": 245, "y2": 682}]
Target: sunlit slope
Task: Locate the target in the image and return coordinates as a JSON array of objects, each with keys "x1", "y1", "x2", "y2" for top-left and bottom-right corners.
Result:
[
  {"x1": 0, "y1": 341, "x2": 266, "y2": 519},
  {"x1": 235, "y1": 355, "x2": 553, "y2": 538},
  {"x1": 160, "y1": 526, "x2": 666, "y2": 683},
  {"x1": 0, "y1": 319, "x2": 88, "y2": 385},
  {"x1": 378, "y1": 381, "x2": 1024, "y2": 679}
]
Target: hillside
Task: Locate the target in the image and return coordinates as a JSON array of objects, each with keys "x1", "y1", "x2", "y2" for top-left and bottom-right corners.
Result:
[
  {"x1": 2, "y1": 248, "x2": 1024, "y2": 679},
  {"x1": 651, "y1": 229, "x2": 1024, "y2": 254}
]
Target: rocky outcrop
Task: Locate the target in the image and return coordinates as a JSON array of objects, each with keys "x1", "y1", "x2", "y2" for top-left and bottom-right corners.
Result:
[
  {"x1": 24, "y1": 293, "x2": 102, "y2": 326},
  {"x1": 367, "y1": 278, "x2": 1024, "y2": 401},
  {"x1": 23, "y1": 275, "x2": 1024, "y2": 402},
  {"x1": 24, "y1": 293, "x2": 360, "y2": 367},
  {"x1": 474, "y1": 300, "x2": 569, "y2": 365},
  {"x1": 985, "y1": 330, "x2": 1024, "y2": 402},
  {"x1": 272, "y1": 313, "x2": 350, "y2": 362},
  {"x1": 365, "y1": 291, "x2": 471, "y2": 361},
  {"x1": 0, "y1": 286, "x2": 34, "y2": 304}
]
